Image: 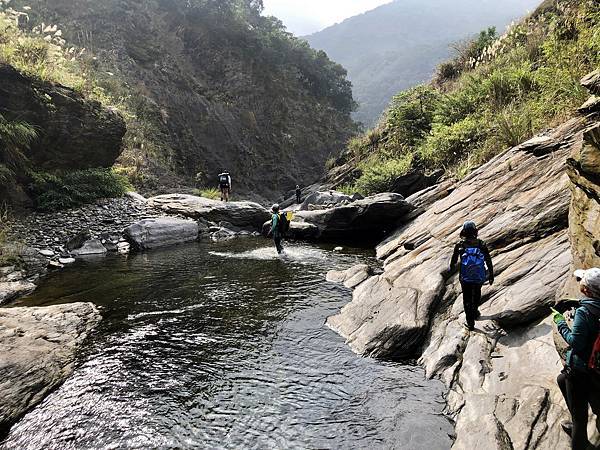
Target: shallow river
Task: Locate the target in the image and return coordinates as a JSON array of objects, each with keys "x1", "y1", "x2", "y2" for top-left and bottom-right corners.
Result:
[{"x1": 3, "y1": 239, "x2": 453, "y2": 449}]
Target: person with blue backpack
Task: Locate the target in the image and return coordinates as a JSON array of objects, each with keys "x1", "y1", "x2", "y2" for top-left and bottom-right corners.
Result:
[
  {"x1": 553, "y1": 268, "x2": 600, "y2": 450},
  {"x1": 450, "y1": 221, "x2": 494, "y2": 331}
]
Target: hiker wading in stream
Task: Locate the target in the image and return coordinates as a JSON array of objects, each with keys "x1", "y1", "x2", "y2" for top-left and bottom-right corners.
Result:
[
  {"x1": 449, "y1": 221, "x2": 494, "y2": 331},
  {"x1": 553, "y1": 268, "x2": 600, "y2": 450},
  {"x1": 269, "y1": 204, "x2": 284, "y2": 254}
]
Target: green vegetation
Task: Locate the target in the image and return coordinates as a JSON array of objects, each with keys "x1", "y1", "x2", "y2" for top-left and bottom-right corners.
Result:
[
  {"x1": 336, "y1": 0, "x2": 600, "y2": 195},
  {"x1": 0, "y1": 202, "x2": 21, "y2": 267},
  {"x1": 193, "y1": 187, "x2": 221, "y2": 200},
  {"x1": 0, "y1": 113, "x2": 37, "y2": 185},
  {"x1": 28, "y1": 169, "x2": 130, "y2": 211}
]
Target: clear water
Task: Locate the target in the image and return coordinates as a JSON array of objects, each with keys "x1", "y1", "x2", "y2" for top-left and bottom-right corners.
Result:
[{"x1": 3, "y1": 239, "x2": 453, "y2": 449}]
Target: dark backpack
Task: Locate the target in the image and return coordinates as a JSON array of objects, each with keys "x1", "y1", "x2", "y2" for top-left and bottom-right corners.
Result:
[
  {"x1": 460, "y1": 246, "x2": 487, "y2": 284},
  {"x1": 219, "y1": 174, "x2": 229, "y2": 186},
  {"x1": 278, "y1": 212, "x2": 290, "y2": 234},
  {"x1": 586, "y1": 306, "x2": 600, "y2": 375}
]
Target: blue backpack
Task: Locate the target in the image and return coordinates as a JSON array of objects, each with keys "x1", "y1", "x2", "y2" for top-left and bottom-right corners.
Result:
[{"x1": 460, "y1": 247, "x2": 487, "y2": 284}]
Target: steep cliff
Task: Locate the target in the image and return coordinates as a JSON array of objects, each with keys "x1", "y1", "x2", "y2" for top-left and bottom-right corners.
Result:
[
  {"x1": 4, "y1": 0, "x2": 357, "y2": 199},
  {"x1": 327, "y1": 74, "x2": 600, "y2": 448}
]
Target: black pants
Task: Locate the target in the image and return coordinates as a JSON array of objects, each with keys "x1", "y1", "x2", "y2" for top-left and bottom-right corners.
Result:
[
  {"x1": 274, "y1": 235, "x2": 283, "y2": 254},
  {"x1": 557, "y1": 367, "x2": 600, "y2": 450},
  {"x1": 296, "y1": 194, "x2": 301, "y2": 204},
  {"x1": 460, "y1": 282, "x2": 481, "y2": 329}
]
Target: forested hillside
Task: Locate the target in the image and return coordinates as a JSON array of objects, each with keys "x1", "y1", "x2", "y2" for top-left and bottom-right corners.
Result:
[
  {"x1": 1, "y1": 0, "x2": 357, "y2": 203},
  {"x1": 326, "y1": 0, "x2": 600, "y2": 196},
  {"x1": 306, "y1": 0, "x2": 540, "y2": 126}
]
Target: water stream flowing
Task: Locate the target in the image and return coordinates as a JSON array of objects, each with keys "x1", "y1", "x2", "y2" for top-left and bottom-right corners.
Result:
[{"x1": 3, "y1": 239, "x2": 453, "y2": 449}]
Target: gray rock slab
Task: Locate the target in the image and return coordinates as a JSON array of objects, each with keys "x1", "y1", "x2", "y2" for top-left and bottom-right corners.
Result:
[
  {"x1": 124, "y1": 217, "x2": 199, "y2": 250},
  {"x1": 0, "y1": 303, "x2": 101, "y2": 432},
  {"x1": 148, "y1": 194, "x2": 270, "y2": 229}
]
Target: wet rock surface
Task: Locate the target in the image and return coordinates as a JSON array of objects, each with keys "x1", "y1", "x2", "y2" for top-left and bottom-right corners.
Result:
[
  {"x1": 327, "y1": 110, "x2": 600, "y2": 448},
  {"x1": 0, "y1": 303, "x2": 101, "y2": 435}
]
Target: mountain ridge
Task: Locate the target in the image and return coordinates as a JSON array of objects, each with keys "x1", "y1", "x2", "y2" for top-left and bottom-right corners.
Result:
[{"x1": 306, "y1": 0, "x2": 541, "y2": 126}]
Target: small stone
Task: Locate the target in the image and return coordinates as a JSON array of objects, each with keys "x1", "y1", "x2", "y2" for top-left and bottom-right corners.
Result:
[
  {"x1": 58, "y1": 258, "x2": 76, "y2": 265},
  {"x1": 39, "y1": 249, "x2": 55, "y2": 257},
  {"x1": 334, "y1": 247, "x2": 343, "y2": 252}
]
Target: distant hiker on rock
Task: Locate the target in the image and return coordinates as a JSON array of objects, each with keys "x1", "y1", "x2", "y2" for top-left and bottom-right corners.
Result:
[
  {"x1": 553, "y1": 268, "x2": 600, "y2": 450},
  {"x1": 218, "y1": 170, "x2": 232, "y2": 202},
  {"x1": 449, "y1": 221, "x2": 494, "y2": 331},
  {"x1": 268, "y1": 204, "x2": 291, "y2": 255},
  {"x1": 296, "y1": 185, "x2": 302, "y2": 204}
]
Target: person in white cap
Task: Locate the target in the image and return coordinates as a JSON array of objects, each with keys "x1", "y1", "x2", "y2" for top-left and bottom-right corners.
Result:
[{"x1": 553, "y1": 268, "x2": 600, "y2": 450}]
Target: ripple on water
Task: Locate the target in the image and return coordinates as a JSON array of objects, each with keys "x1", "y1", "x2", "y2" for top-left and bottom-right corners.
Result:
[{"x1": 2, "y1": 239, "x2": 453, "y2": 450}]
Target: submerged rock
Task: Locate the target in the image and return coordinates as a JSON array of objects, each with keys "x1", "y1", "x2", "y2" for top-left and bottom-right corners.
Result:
[
  {"x1": 148, "y1": 194, "x2": 270, "y2": 230},
  {"x1": 71, "y1": 240, "x2": 108, "y2": 257},
  {"x1": 124, "y1": 217, "x2": 199, "y2": 250},
  {"x1": 0, "y1": 303, "x2": 101, "y2": 434}
]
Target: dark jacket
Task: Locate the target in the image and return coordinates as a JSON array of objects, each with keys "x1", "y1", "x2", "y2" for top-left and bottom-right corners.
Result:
[
  {"x1": 558, "y1": 298, "x2": 600, "y2": 371},
  {"x1": 450, "y1": 238, "x2": 494, "y2": 283}
]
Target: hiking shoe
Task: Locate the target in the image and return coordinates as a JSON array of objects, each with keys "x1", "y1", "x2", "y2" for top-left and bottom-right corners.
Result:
[{"x1": 561, "y1": 421, "x2": 573, "y2": 436}]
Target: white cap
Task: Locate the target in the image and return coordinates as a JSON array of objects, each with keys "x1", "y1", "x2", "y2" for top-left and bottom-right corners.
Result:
[{"x1": 574, "y1": 268, "x2": 600, "y2": 298}]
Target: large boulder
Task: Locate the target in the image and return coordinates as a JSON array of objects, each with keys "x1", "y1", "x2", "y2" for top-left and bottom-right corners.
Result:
[
  {"x1": 0, "y1": 63, "x2": 125, "y2": 171},
  {"x1": 0, "y1": 303, "x2": 101, "y2": 434},
  {"x1": 147, "y1": 194, "x2": 270, "y2": 230},
  {"x1": 124, "y1": 217, "x2": 199, "y2": 250},
  {"x1": 295, "y1": 193, "x2": 413, "y2": 243}
]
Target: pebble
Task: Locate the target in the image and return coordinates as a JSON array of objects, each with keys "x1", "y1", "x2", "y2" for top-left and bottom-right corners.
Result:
[
  {"x1": 39, "y1": 250, "x2": 55, "y2": 257},
  {"x1": 58, "y1": 258, "x2": 76, "y2": 265}
]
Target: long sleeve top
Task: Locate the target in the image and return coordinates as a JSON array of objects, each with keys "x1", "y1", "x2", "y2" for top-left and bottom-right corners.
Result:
[
  {"x1": 450, "y1": 238, "x2": 494, "y2": 281},
  {"x1": 271, "y1": 213, "x2": 280, "y2": 237},
  {"x1": 558, "y1": 298, "x2": 600, "y2": 371}
]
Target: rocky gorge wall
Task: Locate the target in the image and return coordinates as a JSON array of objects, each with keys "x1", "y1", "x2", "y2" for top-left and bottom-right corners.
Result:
[{"x1": 327, "y1": 73, "x2": 600, "y2": 449}]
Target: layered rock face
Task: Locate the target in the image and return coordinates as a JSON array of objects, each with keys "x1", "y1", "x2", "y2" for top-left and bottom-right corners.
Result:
[
  {"x1": 327, "y1": 109, "x2": 600, "y2": 448},
  {"x1": 0, "y1": 303, "x2": 101, "y2": 434},
  {"x1": 0, "y1": 63, "x2": 125, "y2": 171},
  {"x1": 566, "y1": 123, "x2": 600, "y2": 279}
]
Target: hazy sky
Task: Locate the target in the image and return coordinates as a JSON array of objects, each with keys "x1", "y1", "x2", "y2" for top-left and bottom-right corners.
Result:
[{"x1": 262, "y1": 0, "x2": 393, "y2": 36}]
